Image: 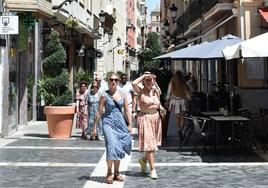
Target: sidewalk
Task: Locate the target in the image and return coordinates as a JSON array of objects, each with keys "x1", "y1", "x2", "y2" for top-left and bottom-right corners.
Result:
[{"x1": 1, "y1": 122, "x2": 268, "y2": 187}]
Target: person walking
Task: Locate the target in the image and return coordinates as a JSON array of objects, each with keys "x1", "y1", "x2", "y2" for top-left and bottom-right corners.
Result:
[
  {"x1": 118, "y1": 73, "x2": 137, "y2": 125},
  {"x1": 91, "y1": 72, "x2": 132, "y2": 184},
  {"x1": 86, "y1": 81, "x2": 102, "y2": 140},
  {"x1": 76, "y1": 80, "x2": 89, "y2": 140},
  {"x1": 166, "y1": 70, "x2": 191, "y2": 138},
  {"x1": 132, "y1": 72, "x2": 162, "y2": 179}
]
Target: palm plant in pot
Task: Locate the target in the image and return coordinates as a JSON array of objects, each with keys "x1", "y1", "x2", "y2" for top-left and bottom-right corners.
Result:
[{"x1": 38, "y1": 30, "x2": 74, "y2": 138}]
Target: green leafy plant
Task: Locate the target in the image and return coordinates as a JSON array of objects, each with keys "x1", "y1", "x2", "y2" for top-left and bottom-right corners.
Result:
[
  {"x1": 138, "y1": 32, "x2": 163, "y2": 71},
  {"x1": 65, "y1": 17, "x2": 80, "y2": 29},
  {"x1": 37, "y1": 30, "x2": 72, "y2": 106},
  {"x1": 74, "y1": 69, "x2": 93, "y2": 89}
]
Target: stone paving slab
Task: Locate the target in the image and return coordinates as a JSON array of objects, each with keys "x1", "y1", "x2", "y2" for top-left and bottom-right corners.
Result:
[
  {"x1": 124, "y1": 166, "x2": 268, "y2": 188},
  {"x1": 0, "y1": 148, "x2": 104, "y2": 163},
  {"x1": 131, "y1": 150, "x2": 202, "y2": 163},
  {"x1": 5, "y1": 138, "x2": 106, "y2": 147},
  {"x1": 0, "y1": 167, "x2": 94, "y2": 188}
]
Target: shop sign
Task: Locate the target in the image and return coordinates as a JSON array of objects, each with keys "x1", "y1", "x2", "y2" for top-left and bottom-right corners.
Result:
[{"x1": 0, "y1": 16, "x2": 19, "y2": 34}]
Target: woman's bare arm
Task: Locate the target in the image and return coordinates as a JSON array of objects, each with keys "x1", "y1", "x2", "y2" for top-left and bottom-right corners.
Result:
[
  {"x1": 132, "y1": 75, "x2": 146, "y2": 94},
  {"x1": 92, "y1": 95, "x2": 105, "y2": 138},
  {"x1": 123, "y1": 95, "x2": 132, "y2": 133}
]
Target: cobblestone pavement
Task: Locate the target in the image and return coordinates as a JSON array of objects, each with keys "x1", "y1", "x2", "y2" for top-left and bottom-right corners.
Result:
[{"x1": 1, "y1": 122, "x2": 268, "y2": 188}]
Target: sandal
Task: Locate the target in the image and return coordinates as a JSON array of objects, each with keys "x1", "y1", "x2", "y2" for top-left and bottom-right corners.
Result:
[
  {"x1": 105, "y1": 173, "x2": 113, "y2": 184},
  {"x1": 114, "y1": 171, "x2": 124, "y2": 182}
]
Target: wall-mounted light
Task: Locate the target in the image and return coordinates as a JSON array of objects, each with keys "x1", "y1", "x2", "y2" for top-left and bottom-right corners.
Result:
[
  {"x1": 78, "y1": 45, "x2": 85, "y2": 56},
  {"x1": 163, "y1": 20, "x2": 170, "y2": 32},
  {"x1": 103, "y1": 31, "x2": 113, "y2": 45},
  {"x1": 170, "y1": 4, "x2": 178, "y2": 23},
  {"x1": 99, "y1": 10, "x2": 106, "y2": 26},
  {"x1": 117, "y1": 37, "x2": 121, "y2": 46},
  {"x1": 52, "y1": 0, "x2": 74, "y2": 10}
]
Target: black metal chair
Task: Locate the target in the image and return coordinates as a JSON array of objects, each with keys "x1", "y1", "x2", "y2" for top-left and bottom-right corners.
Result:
[
  {"x1": 191, "y1": 116, "x2": 215, "y2": 155},
  {"x1": 237, "y1": 108, "x2": 266, "y2": 152},
  {"x1": 178, "y1": 114, "x2": 214, "y2": 155}
]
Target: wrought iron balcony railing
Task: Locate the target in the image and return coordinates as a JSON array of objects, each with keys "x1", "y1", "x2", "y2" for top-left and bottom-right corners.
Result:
[{"x1": 175, "y1": 0, "x2": 228, "y2": 36}]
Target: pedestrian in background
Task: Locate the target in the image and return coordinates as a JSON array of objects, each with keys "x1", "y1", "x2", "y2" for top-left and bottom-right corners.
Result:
[
  {"x1": 166, "y1": 70, "x2": 191, "y2": 138},
  {"x1": 76, "y1": 80, "x2": 88, "y2": 140},
  {"x1": 95, "y1": 73, "x2": 108, "y2": 95},
  {"x1": 91, "y1": 72, "x2": 132, "y2": 184},
  {"x1": 86, "y1": 81, "x2": 103, "y2": 140},
  {"x1": 132, "y1": 72, "x2": 162, "y2": 179},
  {"x1": 118, "y1": 73, "x2": 137, "y2": 125},
  {"x1": 186, "y1": 74, "x2": 197, "y2": 93}
]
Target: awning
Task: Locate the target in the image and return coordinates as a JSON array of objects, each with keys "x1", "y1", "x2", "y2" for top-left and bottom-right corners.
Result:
[
  {"x1": 258, "y1": 8, "x2": 268, "y2": 23},
  {"x1": 175, "y1": 13, "x2": 237, "y2": 49}
]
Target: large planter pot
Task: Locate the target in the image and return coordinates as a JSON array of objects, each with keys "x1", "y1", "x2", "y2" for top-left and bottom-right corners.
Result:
[{"x1": 44, "y1": 106, "x2": 76, "y2": 138}]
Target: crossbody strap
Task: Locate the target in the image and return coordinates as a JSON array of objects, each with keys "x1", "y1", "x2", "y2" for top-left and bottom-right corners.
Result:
[
  {"x1": 106, "y1": 90, "x2": 129, "y2": 126},
  {"x1": 106, "y1": 90, "x2": 122, "y2": 113}
]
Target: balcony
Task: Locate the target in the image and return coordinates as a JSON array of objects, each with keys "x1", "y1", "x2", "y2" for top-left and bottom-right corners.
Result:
[
  {"x1": 174, "y1": 0, "x2": 233, "y2": 37},
  {"x1": 52, "y1": 0, "x2": 95, "y2": 37},
  {"x1": 6, "y1": 0, "x2": 53, "y2": 17}
]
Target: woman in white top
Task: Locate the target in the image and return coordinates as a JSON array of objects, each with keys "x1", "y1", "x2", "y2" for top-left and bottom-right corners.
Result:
[{"x1": 166, "y1": 71, "x2": 191, "y2": 137}]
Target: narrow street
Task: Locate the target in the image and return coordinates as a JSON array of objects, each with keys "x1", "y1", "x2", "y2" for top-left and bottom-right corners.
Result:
[{"x1": 1, "y1": 122, "x2": 268, "y2": 188}]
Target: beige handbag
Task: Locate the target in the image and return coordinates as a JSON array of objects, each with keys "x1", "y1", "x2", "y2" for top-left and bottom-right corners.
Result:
[{"x1": 159, "y1": 105, "x2": 167, "y2": 119}]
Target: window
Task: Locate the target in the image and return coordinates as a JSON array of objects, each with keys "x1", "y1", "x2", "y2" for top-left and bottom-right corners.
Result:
[
  {"x1": 156, "y1": 27, "x2": 159, "y2": 32},
  {"x1": 156, "y1": 16, "x2": 159, "y2": 21}
]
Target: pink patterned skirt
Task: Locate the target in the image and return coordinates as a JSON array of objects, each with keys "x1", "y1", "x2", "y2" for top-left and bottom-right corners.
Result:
[{"x1": 137, "y1": 111, "x2": 162, "y2": 151}]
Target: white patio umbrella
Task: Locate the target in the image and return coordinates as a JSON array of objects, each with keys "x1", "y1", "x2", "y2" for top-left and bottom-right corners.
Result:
[
  {"x1": 153, "y1": 50, "x2": 178, "y2": 59},
  {"x1": 170, "y1": 34, "x2": 242, "y2": 59},
  {"x1": 222, "y1": 32, "x2": 268, "y2": 60},
  {"x1": 153, "y1": 42, "x2": 206, "y2": 59}
]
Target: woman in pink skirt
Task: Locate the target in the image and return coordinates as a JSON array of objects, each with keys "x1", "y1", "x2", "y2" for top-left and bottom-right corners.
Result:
[{"x1": 132, "y1": 72, "x2": 162, "y2": 179}]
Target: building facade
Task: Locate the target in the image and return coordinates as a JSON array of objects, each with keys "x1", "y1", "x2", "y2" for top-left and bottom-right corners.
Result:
[
  {"x1": 0, "y1": 0, "x2": 114, "y2": 137},
  {"x1": 148, "y1": 6, "x2": 161, "y2": 35},
  {"x1": 161, "y1": 0, "x2": 268, "y2": 112}
]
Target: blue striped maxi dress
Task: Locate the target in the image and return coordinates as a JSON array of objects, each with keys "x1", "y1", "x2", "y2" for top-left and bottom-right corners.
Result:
[{"x1": 102, "y1": 92, "x2": 132, "y2": 160}]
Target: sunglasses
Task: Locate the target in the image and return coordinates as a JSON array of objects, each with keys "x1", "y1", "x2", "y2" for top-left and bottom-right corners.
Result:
[
  {"x1": 109, "y1": 78, "x2": 119, "y2": 82},
  {"x1": 144, "y1": 79, "x2": 152, "y2": 82}
]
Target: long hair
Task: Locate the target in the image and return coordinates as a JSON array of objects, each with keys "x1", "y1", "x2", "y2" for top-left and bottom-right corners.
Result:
[{"x1": 171, "y1": 71, "x2": 191, "y2": 98}]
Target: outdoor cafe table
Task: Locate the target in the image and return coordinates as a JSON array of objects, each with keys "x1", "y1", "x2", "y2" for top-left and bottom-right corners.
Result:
[
  {"x1": 209, "y1": 116, "x2": 250, "y2": 147},
  {"x1": 200, "y1": 111, "x2": 224, "y2": 116}
]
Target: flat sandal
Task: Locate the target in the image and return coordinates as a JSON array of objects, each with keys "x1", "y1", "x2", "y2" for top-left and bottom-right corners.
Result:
[
  {"x1": 105, "y1": 174, "x2": 113, "y2": 184},
  {"x1": 114, "y1": 172, "x2": 124, "y2": 182}
]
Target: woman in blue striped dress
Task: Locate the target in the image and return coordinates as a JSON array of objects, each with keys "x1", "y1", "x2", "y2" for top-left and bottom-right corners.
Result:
[
  {"x1": 92, "y1": 72, "x2": 132, "y2": 184},
  {"x1": 86, "y1": 81, "x2": 102, "y2": 140}
]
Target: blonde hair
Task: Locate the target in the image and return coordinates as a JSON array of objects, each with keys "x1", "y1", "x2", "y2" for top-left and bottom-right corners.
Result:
[
  {"x1": 170, "y1": 71, "x2": 191, "y2": 98},
  {"x1": 107, "y1": 72, "x2": 118, "y2": 79}
]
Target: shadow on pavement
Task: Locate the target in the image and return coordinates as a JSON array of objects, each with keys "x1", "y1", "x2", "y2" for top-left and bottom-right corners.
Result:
[{"x1": 23, "y1": 134, "x2": 50, "y2": 138}]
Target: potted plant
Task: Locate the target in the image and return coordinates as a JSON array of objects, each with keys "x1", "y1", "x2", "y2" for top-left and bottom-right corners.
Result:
[
  {"x1": 65, "y1": 16, "x2": 80, "y2": 29},
  {"x1": 38, "y1": 30, "x2": 74, "y2": 138}
]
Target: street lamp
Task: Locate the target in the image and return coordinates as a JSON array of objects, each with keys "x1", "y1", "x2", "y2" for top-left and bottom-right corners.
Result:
[
  {"x1": 116, "y1": 37, "x2": 121, "y2": 46},
  {"x1": 170, "y1": 4, "x2": 178, "y2": 23},
  {"x1": 112, "y1": 37, "x2": 121, "y2": 71},
  {"x1": 78, "y1": 44, "x2": 85, "y2": 56},
  {"x1": 52, "y1": 0, "x2": 74, "y2": 10},
  {"x1": 103, "y1": 31, "x2": 113, "y2": 45},
  {"x1": 164, "y1": 20, "x2": 170, "y2": 32},
  {"x1": 98, "y1": 10, "x2": 106, "y2": 27}
]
